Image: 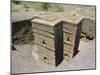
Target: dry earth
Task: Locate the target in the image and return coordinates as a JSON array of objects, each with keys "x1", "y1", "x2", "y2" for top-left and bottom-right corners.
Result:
[{"x1": 11, "y1": 39, "x2": 95, "y2": 74}]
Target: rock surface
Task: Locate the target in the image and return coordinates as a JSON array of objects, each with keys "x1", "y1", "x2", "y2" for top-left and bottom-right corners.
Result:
[{"x1": 11, "y1": 39, "x2": 95, "y2": 74}]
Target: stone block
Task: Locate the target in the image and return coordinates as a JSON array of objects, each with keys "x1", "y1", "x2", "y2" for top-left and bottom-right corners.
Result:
[{"x1": 31, "y1": 14, "x2": 63, "y2": 66}]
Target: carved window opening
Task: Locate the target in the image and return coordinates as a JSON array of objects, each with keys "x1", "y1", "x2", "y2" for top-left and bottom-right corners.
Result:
[
  {"x1": 64, "y1": 53, "x2": 68, "y2": 56},
  {"x1": 67, "y1": 37, "x2": 70, "y2": 41},
  {"x1": 44, "y1": 57, "x2": 47, "y2": 60},
  {"x1": 43, "y1": 40, "x2": 46, "y2": 44}
]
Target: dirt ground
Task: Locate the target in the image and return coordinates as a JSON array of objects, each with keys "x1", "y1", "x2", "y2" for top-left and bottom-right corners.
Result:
[{"x1": 11, "y1": 39, "x2": 95, "y2": 74}]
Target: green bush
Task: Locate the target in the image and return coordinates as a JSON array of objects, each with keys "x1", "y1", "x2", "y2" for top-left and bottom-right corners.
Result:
[
  {"x1": 56, "y1": 5, "x2": 64, "y2": 12},
  {"x1": 41, "y1": 3, "x2": 51, "y2": 11},
  {"x1": 12, "y1": 1, "x2": 64, "y2": 12}
]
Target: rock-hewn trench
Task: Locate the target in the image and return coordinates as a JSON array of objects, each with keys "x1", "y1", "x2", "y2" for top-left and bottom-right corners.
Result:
[
  {"x1": 12, "y1": 15, "x2": 95, "y2": 45},
  {"x1": 12, "y1": 20, "x2": 34, "y2": 44}
]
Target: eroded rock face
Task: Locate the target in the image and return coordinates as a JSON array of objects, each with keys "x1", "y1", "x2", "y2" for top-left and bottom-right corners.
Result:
[
  {"x1": 13, "y1": 27, "x2": 34, "y2": 44},
  {"x1": 81, "y1": 18, "x2": 95, "y2": 40},
  {"x1": 12, "y1": 20, "x2": 34, "y2": 44}
]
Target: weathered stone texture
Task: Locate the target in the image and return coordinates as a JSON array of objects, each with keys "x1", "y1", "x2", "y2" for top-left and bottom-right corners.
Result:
[
  {"x1": 32, "y1": 15, "x2": 63, "y2": 66},
  {"x1": 63, "y1": 15, "x2": 83, "y2": 61},
  {"x1": 31, "y1": 13, "x2": 83, "y2": 66},
  {"x1": 82, "y1": 18, "x2": 95, "y2": 39}
]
